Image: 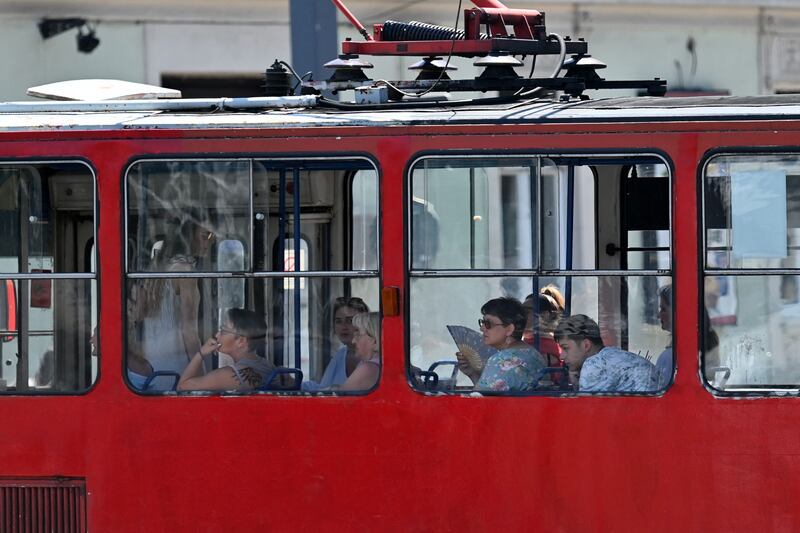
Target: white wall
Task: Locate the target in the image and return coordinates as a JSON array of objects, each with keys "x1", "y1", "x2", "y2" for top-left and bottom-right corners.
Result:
[
  {"x1": 0, "y1": 1, "x2": 799, "y2": 100},
  {"x1": 143, "y1": 22, "x2": 290, "y2": 85},
  {"x1": 0, "y1": 18, "x2": 145, "y2": 99}
]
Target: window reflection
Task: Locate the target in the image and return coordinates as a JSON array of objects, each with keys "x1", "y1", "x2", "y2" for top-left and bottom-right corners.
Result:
[
  {"x1": 125, "y1": 159, "x2": 380, "y2": 394},
  {"x1": 408, "y1": 156, "x2": 671, "y2": 395}
]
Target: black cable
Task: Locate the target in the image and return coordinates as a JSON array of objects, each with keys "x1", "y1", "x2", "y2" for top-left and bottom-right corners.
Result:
[
  {"x1": 375, "y1": 0, "x2": 463, "y2": 98},
  {"x1": 317, "y1": 93, "x2": 528, "y2": 111}
]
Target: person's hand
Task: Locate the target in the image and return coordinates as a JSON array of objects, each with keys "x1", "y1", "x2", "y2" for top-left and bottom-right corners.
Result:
[
  {"x1": 199, "y1": 336, "x2": 220, "y2": 357},
  {"x1": 455, "y1": 351, "x2": 480, "y2": 380}
]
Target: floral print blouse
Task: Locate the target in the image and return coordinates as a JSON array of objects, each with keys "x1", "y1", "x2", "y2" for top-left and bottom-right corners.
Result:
[{"x1": 476, "y1": 346, "x2": 544, "y2": 392}]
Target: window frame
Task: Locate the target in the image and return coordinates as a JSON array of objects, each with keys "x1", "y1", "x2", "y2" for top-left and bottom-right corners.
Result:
[
  {"x1": 122, "y1": 155, "x2": 382, "y2": 396},
  {"x1": 700, "y1": 150, "x2": 800, "y2": 396},
  {"x1": 0, "y1": 159, "x2": 98, "y2": 396},
  {"x1": 405, "y1": 150, "x2": 674, "y2": 396}
]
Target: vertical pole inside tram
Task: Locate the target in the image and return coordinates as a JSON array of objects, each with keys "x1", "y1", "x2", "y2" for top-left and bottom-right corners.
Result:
[
  {"x1": 565, "y1": 165, "x2": 575, "y2": 316},
  {"x1": 17, "y1": 173, "x2": 29, "y2": 391},
  {"x1": 277, "y1": 168, "x2": 287, "y2": 367},
  {"x1": 293, "y1": 168, "x2": 302, "y2": 371},
  {"x1": 469, "y1": 167, "x2": 476, "y2": 269},
  {"x1": 531, "y1": 160, "x2": 541, "y2": 351}
]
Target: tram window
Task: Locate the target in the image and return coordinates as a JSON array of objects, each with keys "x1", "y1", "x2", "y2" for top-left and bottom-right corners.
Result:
[
  {"x1": 127, "y1": 160, "x2": 251, "y2": 273},
  {"x1": 352, "y1": 170, "x2": 378, "y2": 271},
  {"x1": 411, "y1": 158, "x2": 538, "y2": 270},
  {"x1": 125, "y1": 158, "x2": 380, "y2": 394},
  {"x1": 408, "y1": 155, "x2": 671, "y2": 395},
  {"x1": 0, "y1": 163, "x2": 96, "y2": 393},
  {"x1": 702, "y1": 154, "x2": 800, "y2": 393}
]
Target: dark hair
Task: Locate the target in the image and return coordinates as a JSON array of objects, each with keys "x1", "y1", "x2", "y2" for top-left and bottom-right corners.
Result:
[
  {"x1": 481, "y1": 297, "x2": 526, "y2": 341},
  {"x1": 333, "y1": 296, "x2": 369, "y2": 317},
  {"x1": 658, "y1": 284, "x2": 672, "y2": 307},
  {"x1": 660, "y1": 284, "x2": 719, "y2": 352},
  {"x1": 524, "y1": 285, "x2": 566, "y2": 333},
  {"x1": 225, "y1": 308, "x2": 268, "y2": 353},
  {"x1": 155, "y1": 209, "x2": 212, "y2": 269},
  {"x1": 554, "y1": 314, "x2": 603, "y2": 347},
  {"x1": 703, "y1": 307, "x2": 719, "y2": 353}
]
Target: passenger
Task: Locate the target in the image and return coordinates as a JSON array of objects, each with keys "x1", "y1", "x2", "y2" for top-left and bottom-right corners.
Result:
[
  {"x1": 334, "y1": 311, "x2": 380, "y2": 391},
  {"x1": 125, "y1": 288, "x2": 155, "y2": 389},
  {"x1": 654, "y1": 284, "x2": 673, "y2": 389},
  {"x1": 34, "y1": 350, "x2": 54, "y2": 388},
  {"x1": 302, "y1": 296, "x2": 370, "y2": 391},
  {"x1": 523, "y1": 284, "x2": 565, "y2": 367},
  {"x1": 654, "y1": 285, "x2": 721, "y2": 388},
  {"x1": 36, "y1": 326, "x2": 101, "y2": 387},
  {"x1": 702, "y1": 307, "x2": 721, "y2": 384},
  {"x1": 457, "y1": 297, "x2": 545, "y2": 392},
  {"x1": 177, "y1": 308, "x2": 281, "y2": 392},
  {"x1": 555, "y1": 314, "x2": 658, "y2": 392},
  {"x1": 138, "y1": 214, "x2": 214, "y2": 388}
]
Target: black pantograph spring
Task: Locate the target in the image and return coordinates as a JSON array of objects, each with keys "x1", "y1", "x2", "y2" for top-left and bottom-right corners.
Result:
[{"x1": 382, "y1": 20, "x2": 488, "y2": 41}]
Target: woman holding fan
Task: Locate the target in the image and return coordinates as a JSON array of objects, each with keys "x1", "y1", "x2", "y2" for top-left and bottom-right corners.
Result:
[{"x1": 456, "y1": 297, "x2": 545, "y2": 392}]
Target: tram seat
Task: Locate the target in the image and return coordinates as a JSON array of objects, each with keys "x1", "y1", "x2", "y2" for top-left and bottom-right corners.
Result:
[
  {"x1": 258, "y1": 368, "x2": 303, "y2": 392},
  {"x1": 416, "y1": 361, "x2": 458, "y2": 391},
  {"x1": 416, "y1": 370, "x2": 439, "y2": 390},
  {"x1": 141, "y1": 371, "x2": 181, "y2": 392},
  {"x1": 706, "y1": 366, "x2": 731, "y2": 389},
  {"x1": 531, "y1": 366, "x2": 571, "y2": 392}
]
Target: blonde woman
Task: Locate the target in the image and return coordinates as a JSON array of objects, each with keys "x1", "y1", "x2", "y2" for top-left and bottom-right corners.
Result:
[{"x1": 336, "y1": 311, "x2": 380, "y2": 392}]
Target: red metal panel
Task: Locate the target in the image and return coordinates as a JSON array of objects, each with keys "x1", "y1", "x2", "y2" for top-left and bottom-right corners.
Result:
[{"x1": 0, "y1": 122, "x2": 796, "y2": 531}]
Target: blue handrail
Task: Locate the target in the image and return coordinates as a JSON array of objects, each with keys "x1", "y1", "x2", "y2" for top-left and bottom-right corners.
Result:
[
  {"x1": 259, "y1": 367, "x2": 304, "y2": 391},
  {"x1": 531, "y1": 366, "x2": 571, "y2": 391},
  {"x1": 141, "y1": 371, "x2": 181, "y2": 392}
]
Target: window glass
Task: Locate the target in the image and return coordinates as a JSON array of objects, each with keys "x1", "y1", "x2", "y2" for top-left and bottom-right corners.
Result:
[
  {"x1": 0, "y1": 164, "x2": 95, "y2": 274},
  {"x1": 705, "y1": 155, "x2": 800, "y2": 270},
  {"x1": 411, "y1": 158, "x2": 538, "y2": 270},
  {"x1": 127, "y1": 160, "x2": 250, "y2": 273},
  {"x1": 352, "y1": 170, "x2": 378, "y2": 271},
  {"x1": 699, "y1": 274, "x2": 800, "y2": 390},
  {"x1": 0, "y1": 162, "x2": 96, "y2": 393},
  {"x1": 409, "y1": 156, "x2": 671, "y2": 395},
  {"x1": 125, "y1": 159, "x2": 380, "y2": 394},
  {"x1": 703, "y1": 154, "x2": 800, "y2": 392}
]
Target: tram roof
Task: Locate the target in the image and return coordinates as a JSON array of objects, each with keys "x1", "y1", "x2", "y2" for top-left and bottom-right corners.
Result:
[{"x1": 3, "y1": 93, "x2": 800, "y2": 131}]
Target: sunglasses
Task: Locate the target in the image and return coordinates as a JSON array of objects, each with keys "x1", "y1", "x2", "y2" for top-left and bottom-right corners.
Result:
[{"x1": 478, "y1": 318, "x2": 505, "y2": 329}]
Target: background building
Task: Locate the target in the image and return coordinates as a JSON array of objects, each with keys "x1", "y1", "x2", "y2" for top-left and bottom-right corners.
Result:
[{"x1": 0, "y1": 0, "x2": 799, "y2": 99}]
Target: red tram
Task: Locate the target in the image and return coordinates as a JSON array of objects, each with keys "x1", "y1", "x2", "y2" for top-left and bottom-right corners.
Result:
[{"x1": 1, "y1": 1, "x2": 800, "y2": 531}]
